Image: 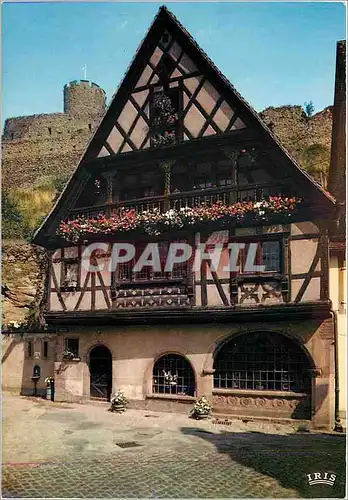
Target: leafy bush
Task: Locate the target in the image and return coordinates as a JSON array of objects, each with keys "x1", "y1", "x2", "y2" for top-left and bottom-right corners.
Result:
[
  {"x1": 2, "y1": 185, "x2": 57, "y2": 241},
  {"x1": 10, "y1": 187, "x2": 56, "y2": 237},
  {"x1": 34, "y1": 173, "x2": 70, "y2": 197},
  {"x1": 301, "y1": 143, "x2": 330, "y2": 188},
  {"x1": 1, "y1": 192, "x2": 30, "y2": 239}
]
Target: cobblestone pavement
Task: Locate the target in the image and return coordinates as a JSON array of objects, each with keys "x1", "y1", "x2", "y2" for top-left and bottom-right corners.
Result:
[{"x1": 2, "y1": 394, "x2": 346, "y2": 498}]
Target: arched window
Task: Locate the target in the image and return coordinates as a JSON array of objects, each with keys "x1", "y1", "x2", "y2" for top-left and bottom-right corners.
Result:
[
  {"x1": 214, "y1": 332, "x2": 311, "y2": 393},
  {"x1": 153, "y1": 354, "x2": 195, "y2": 397}
]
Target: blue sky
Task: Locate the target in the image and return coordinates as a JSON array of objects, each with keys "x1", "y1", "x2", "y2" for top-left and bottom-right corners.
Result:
[{"x1": 2, "y1": 2, "x2": 346, "y2": 125}]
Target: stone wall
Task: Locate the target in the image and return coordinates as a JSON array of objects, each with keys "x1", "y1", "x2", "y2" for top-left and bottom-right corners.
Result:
[
  {"x1": 2, "y1": 130, "x2": 95, "y2": 188},
  {"x1": 2, "y1": 333, "x2": 56, "y2": 396},
  {"x1": 260, "y1": 105, "x2": 333, "y2": 161},
  {"x1": 2, "y1": 242, "x2": 47, "y2": 325}
]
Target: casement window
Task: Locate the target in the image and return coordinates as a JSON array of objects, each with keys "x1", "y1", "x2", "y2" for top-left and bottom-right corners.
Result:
[
  {"x1": 236, "y1": 240, "x2": 281, "y2": 275},
  {"x1": 116, "y1": 240, "x2": 188, "y2": 283},
  {"x1": 213, "y1": 332, "x2": 311, "y2": 393},
  {"x1": 61, "y1": 260, "x2": 80, "y2": 290},
  {"x1": 74, "y1": 176, "x2": 107, "y2": 208},
  {"x1": 149, "y1": 88, "x2": 182, "y2": 147},
  {"x1": 120, "y1": 172, "x2": 161, "y2": 201},
  {"x1": 192, "y1": 162, "x2": 234, "y2": 191},
  {"x1": 64, "y1": 338, "x2": 79, "y2": 358}
]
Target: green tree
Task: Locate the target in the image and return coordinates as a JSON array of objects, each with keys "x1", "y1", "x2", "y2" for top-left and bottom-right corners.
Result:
[
  {"x1": 303, "y1": 101, "x2": 315, "y2": 119},
  {"x1": 301, "y1": 143, "x2": 330, "y2": 188}
]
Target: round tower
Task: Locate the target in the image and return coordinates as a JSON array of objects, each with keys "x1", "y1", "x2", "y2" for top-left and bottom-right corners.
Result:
[{"x1": 63, "y1": 80, "x2": 106, "y2": 118}]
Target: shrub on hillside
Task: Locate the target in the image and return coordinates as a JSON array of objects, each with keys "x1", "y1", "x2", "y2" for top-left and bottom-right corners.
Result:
[
  {"x1": 2, "y1": 186, "x2": 56, "y2": 241},
  {"x1": 1, "y1": 192, "x2": 31, "y2": 240},
  {"x1": 301, "y1": 143, "x2": 330, "y2": 188}
]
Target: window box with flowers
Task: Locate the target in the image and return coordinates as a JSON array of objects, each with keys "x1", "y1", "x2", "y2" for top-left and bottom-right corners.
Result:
[{"x1": 57, "y1": 197, "x2": 302, "y2": 243}]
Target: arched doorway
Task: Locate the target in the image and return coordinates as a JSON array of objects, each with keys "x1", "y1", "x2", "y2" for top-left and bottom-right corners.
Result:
[
  {"x1": 213, "y1": 332, "x2": 312, "y2": 419},
  {"x1": 152, "y1": 354, "x2": 196, "y2": 397},
  {"x1": 89, "y1": 345, "x2": 112, "y2": 401}
]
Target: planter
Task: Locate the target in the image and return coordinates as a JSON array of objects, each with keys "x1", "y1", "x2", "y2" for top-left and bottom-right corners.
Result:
[
  {"x1": 111, "y1": 403, "x2": 126, "y2": 413},
  {"x1": 194, "y1": 413, "x2": 210, "y2": 420},
  {"x1": 45, "y1": 380, "x2": 54, "y2": 401}
]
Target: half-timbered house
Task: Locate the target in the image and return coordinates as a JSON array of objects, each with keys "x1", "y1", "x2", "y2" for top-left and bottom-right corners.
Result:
[{"x1": 33, "y1": 6, "x2": 337, "y2": 428}]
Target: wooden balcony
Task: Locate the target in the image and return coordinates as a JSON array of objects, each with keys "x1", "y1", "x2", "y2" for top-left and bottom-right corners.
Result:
[{"x1": 68, "y1": 182, "x2": 290, "y2": 220}]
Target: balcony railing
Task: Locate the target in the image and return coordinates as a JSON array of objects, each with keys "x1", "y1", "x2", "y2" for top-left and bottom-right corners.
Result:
[{"x1": 68, "y1": 183, "x2": 289, "y2": 220}]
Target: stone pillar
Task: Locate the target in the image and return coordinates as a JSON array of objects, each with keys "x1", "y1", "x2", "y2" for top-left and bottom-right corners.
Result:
[
  {"x1": 196, "y1": 368, "x2": 214, "y2": 402},
  {"x1": 311, "y1": 370, "x2": 335, "y2": 429}
]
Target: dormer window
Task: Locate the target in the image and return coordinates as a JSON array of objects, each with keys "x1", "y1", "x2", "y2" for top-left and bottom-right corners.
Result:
[{"x1": 149, "y1": 89, "x2": 182, "y2": 148}]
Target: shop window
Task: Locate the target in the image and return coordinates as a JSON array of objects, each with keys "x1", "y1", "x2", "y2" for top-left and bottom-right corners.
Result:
[
  {"x1": 153, "y1": 354, "x2": 195, "y2": 397},
  {"x1": 213, "y1": 332, "x2": 311, "y2": 393}
]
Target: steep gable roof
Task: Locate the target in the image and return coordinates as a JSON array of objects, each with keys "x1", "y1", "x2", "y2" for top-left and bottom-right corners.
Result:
[{"x1": 33, "y1": 5, "x2": 335, "y2": 247}]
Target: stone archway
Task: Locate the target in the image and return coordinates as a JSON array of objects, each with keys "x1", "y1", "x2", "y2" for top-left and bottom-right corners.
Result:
[{"x1": 89, "y1": 345, "x2": 112, "y2": 401}]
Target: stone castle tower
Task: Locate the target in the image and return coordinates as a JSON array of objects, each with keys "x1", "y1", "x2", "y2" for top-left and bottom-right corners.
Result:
[{"x1": 2, "y1": 80, "x2": 107, "y2": 189}]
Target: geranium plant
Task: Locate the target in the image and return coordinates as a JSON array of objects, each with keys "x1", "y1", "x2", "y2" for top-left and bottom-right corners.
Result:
[
  {"x1": 190, "y1": 396, "x2": 212, "y2": 419},
  {"x1": 163, "y1": 370, "x2": 178, "y2": 385},
  {"x1": 57, "y1": 197, "x2": 301, "y2": 243}
]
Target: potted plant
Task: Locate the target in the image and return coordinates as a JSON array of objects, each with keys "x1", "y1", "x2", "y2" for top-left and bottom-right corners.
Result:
[
  {"x1": 109, "y1": 390, "x2": 128, "y2": 413},
  {"x1": 62, "y1": 349, "x2": 75, "y2": 361},
  {"x1": 45, "y1": 377, "x2": 54, "y2": 401},
  {"x1": 190, "y1": 396, "x2": 212, "y2": 420}
]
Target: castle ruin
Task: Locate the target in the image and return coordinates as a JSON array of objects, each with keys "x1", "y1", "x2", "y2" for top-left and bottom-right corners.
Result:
[{"x1": 2, "y1": 80, "x2": 107, "y2": 189}]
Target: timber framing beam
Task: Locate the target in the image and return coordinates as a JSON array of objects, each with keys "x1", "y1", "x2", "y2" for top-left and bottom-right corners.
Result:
[{"x1": 44, "y1": 300, "x2": 332, "y2": 326}]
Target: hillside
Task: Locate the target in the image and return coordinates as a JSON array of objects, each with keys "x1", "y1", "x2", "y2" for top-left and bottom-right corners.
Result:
[
  {"x1": 260, "y1": 105, "x2": 332, "y2": 155},
  {"x1": 260, "y1": 105, "x2": 332, "y2": 187}
]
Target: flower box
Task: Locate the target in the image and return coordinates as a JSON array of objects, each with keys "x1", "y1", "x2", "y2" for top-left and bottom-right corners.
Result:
[{"x1": 57, "y1": 197, "x2": 302, "y2": 243}]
